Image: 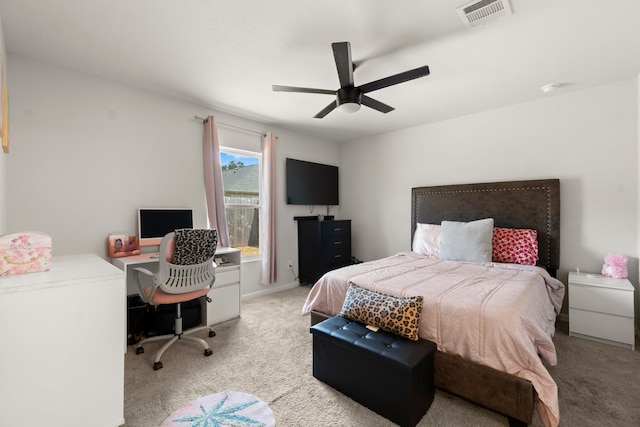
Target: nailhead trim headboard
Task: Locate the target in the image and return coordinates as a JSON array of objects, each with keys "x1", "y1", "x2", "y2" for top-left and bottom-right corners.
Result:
[{"x1": 411, "y1": 179, "x2": 560, "y2": 276}]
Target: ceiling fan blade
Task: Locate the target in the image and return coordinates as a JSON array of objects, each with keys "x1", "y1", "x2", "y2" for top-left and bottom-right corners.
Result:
[
  {"x1": 361, "y1": 95, "x2": 394, "y2": 114},
  {"x1": 359, "y1": 65, "x2": 430, "y2": 93},
  {"x1": 332, "y1": 42, "x2": 354, "y2": 88},
  {"x1": 314, "y1": 101, "x2": 337, "y2": 119},
  {"x1": 272, "y1": 85, "x2": 335, "y2": 95}
]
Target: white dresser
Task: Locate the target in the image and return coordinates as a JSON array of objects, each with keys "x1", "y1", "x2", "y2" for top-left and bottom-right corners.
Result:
[
  {"x1": 0, "y1": 254, "x2": 125, "y2": 427},
  {"x1": 568, "y1": 271, "x2": 635, "y2": 350}
]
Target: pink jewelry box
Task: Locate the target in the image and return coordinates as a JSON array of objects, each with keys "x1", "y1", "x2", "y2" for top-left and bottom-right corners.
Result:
[{"x1": 0, "y1": 232, "x2": 52, "y2": 276}]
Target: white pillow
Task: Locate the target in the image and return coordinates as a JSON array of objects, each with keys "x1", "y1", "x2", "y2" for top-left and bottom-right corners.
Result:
[
  {"x1": 438, "y1": 218, "x2": 494, "y2": 262},
  {"x1": 412, "y1": 223, "x2": 441, "y2": 256}
]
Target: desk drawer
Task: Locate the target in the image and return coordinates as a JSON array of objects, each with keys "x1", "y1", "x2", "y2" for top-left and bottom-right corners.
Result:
[
  {"x1": 215, "y1": 268, "x2": 240, "y2": 287},
  {"x1": 207, "y1": 283, "x2": 240, "y2": 325}
]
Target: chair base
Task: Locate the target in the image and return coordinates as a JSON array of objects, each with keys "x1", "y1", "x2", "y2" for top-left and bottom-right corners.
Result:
[{"x1": 136, "y1": 301, "x2": 215, "y2": 370}]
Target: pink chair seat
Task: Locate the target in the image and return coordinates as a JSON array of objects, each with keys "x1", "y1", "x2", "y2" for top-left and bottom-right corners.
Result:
[{"x1": 144, "y1": 285, "x2": 211, "y2": 305}]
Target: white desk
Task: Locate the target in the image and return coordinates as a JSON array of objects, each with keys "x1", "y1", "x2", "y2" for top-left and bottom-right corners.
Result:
[
  {"x1": 0, "y1": 254, "x2": 125, "y2": 427},
  {"x1": 112, "y1": 247, "x2": 241, "y2": 325}
]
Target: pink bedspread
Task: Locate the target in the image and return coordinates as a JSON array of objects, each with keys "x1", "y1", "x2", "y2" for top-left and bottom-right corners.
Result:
[{"x1": 302, "y1": 251, "x2": 565, "y2": 427}]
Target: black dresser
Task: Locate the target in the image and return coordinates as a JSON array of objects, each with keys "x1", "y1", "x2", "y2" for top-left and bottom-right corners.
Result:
[{"x1": 295, "y1": 217, "x2": 351, "y2": 285}]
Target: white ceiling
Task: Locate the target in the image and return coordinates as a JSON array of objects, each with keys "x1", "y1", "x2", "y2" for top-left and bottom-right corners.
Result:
[{"x1": 1, "y1": 0, "x2": 640, "y2": 143}]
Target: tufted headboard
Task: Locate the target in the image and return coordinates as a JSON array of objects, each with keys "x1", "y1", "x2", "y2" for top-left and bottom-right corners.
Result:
[{"x1": 411, "y1": 179, "x2": 560, "y2": 276}]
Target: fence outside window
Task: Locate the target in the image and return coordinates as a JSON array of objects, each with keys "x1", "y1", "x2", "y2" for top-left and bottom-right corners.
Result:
[{"x1": 222, "y1": 163, "x2": 260, "y2": 257}]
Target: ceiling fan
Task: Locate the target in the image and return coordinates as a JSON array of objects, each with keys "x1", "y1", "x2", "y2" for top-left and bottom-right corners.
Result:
[{"x1": 272, "y1": 41, "x2": 430, "y2": 118}]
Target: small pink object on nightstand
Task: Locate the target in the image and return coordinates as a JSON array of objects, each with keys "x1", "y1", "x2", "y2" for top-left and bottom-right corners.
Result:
[{"x1": 601, "y1": 252, "x2": 628, "y2": 279}]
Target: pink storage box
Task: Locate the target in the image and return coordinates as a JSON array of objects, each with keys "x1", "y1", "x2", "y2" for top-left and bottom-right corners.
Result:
[{"x1": 0, "y1": 232, "x2": 52, "y2": 276}]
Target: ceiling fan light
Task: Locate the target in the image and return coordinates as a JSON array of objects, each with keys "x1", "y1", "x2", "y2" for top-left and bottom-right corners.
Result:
[
  {"x1": 336, "y1": 87, "x2": 362, "y2": 114},
  {"x1": 338, "y1": 102, "x2": 361, "y2": 113}
]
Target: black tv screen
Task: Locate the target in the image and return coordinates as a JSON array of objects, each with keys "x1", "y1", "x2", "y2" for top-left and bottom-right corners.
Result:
[{"x1": 286, "y1": 158, "x2": 339, "y2": 205}]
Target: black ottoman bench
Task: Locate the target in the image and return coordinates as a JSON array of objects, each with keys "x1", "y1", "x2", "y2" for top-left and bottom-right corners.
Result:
[{"x1": 310, "y1": 315, "x2": 436, "y2": 427}]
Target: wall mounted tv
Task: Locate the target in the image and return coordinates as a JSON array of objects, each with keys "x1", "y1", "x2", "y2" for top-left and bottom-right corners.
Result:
[
  {"x1": 138, "y1": 208, "x2": 194, "y2": 246},
  {"x1": 286, "y1": 158, "x2": 339, "y2": 206}
]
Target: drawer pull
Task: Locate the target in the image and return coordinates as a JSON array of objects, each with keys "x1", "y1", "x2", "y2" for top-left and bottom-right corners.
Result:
[
  {"x1": 334, "y1": 254, "x2": 342, "y2": 258},
  {"x1": 333, "y1": 241, "x2": 342, "y2": 245},
  {"x1": 333, "y1": 227, "x2": 342, "y2": 231}
]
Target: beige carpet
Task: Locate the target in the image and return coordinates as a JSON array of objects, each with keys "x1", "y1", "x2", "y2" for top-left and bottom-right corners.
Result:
[{"x1": 124, "y1": 285, "x2": 640, "y2": 426}]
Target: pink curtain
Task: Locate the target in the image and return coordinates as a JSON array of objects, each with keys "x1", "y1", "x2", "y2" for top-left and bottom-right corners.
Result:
[
  {"x1": 202, "y1": 115, "x2": 230, "y2": 247},
  {"x1": 261, "y1": 132, "x2": 277, "y2": 284}
]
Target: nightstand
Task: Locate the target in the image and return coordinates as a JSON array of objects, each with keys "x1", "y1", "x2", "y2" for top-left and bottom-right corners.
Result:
[{"x1": 568, "y1": 271, "x2": 635, "y2": 350}]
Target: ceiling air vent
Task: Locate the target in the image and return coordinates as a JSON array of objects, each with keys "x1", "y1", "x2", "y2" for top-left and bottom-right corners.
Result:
[{"x1": 456, "y1": 0, "x2": 512, "y2": 28}]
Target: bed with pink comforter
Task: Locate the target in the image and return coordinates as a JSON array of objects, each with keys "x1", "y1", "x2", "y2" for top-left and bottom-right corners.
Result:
[{"x1": 302, "y1": 251, "x2": 565, "y2": 427}]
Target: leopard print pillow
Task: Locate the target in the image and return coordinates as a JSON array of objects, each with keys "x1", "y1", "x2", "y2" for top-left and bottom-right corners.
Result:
[
  {"x1": 339, "y1": 282, "x2": 423, "y2": 341},
  {"x1": 172, "y1": 228, "x2": 218, "y2": 265}
]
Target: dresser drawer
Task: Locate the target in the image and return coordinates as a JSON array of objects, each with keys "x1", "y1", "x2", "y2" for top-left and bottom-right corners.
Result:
[
  {"x1": 321, "y1": 247, "x2": 350, "y2": 266},
  {"x1": 569, "y1": 283, "x2": 634, "y2": 317},
  {"x1": 321, "y1": 221, "x2": 350, "y2": 238},
  {"x1": 321, "y1": 235, "x2": 349, "y2": 252}
]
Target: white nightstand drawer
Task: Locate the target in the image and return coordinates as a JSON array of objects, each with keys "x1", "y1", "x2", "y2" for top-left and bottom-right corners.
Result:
[
  {"x1": 569, "y1": 283, "x2": 634, "y2": 317},
  {"x1": 570, "y1": 308, "x2": 635, "y2": 346}
]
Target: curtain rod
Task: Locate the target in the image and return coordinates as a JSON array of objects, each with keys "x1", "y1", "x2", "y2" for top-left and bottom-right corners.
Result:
[{"x1": 194, "y1": 115, "x2": 266, "y2": 137}]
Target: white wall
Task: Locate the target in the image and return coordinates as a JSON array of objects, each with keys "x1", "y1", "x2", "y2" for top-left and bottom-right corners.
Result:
[
  {"x1": 4, "y1": 53, "x2": 639, "y2": 324},
  {"x1": 5, "y1": 54, "x2": 341, "y2": 297},
  {"x1": 340, "y1": 78, "x2": 639, "y2": 318}
]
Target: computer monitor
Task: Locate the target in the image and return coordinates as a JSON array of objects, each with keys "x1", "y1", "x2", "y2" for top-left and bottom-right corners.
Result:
[{"x1": 137, "y1": 208, "x2": 194, "y2": 246}]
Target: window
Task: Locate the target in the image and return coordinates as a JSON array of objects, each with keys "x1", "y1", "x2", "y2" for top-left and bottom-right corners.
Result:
[{"x1": 220, "y1": 147, "x2": 261, "y2": 257}]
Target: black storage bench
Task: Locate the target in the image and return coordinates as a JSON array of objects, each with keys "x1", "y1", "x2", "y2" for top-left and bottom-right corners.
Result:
[{"x1": 310, "y1": 316, "x2": 436, "y2": 427}]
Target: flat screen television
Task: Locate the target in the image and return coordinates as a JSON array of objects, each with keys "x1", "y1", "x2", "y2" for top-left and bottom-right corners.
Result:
[
  {"x1": 286, "y1": 158, "x2": 339, "y2": 205},
  {"x1": 137, "y1": 208, "x2": 194, "y2": 246}
]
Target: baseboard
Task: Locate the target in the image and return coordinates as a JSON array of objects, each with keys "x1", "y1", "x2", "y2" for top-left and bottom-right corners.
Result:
[{"x1": 241, "y1": 281, "x2": 301, "y2": 301}]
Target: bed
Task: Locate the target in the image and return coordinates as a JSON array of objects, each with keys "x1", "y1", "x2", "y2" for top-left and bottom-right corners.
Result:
[{"x1": 302, "y1": 179, "x2": 564, "y2": 427}]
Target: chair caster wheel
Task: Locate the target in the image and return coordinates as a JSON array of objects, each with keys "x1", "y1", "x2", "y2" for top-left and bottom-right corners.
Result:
[
  {"x1": 209, "y1": 330, "x2": 216, "y2": 337},
  {"x1": 136, "y1": 347, "x2": 144, "y2": 355},
  {"x1": 153, "y1": 361, "x2": 163, "y2": 370},
  {"x1": 204, "y1": 349, "x2": 213, "y2": 357}
]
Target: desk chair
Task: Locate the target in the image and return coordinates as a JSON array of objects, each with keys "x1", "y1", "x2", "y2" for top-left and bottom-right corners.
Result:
[{"x1": 133, "y1": 229, "x2": 217, "y2": 370}]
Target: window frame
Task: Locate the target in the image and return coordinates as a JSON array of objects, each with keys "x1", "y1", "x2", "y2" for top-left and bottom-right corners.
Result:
[{"x1": 219, "y1": 145, "x2": 262, "y2": 260}]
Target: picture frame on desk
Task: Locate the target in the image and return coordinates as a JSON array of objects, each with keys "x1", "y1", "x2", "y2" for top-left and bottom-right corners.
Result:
[{"x1": 107, "y1": 233, "x2": 140, "y2": 258}]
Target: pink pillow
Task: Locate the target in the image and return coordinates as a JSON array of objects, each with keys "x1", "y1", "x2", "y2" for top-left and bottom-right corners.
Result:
[
  {"x1": 492, "y1": 227, "x2": 538, "y2": 265},
  {"x1": 412, "y1": 223, "x2": 440, "y2": 257}
]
